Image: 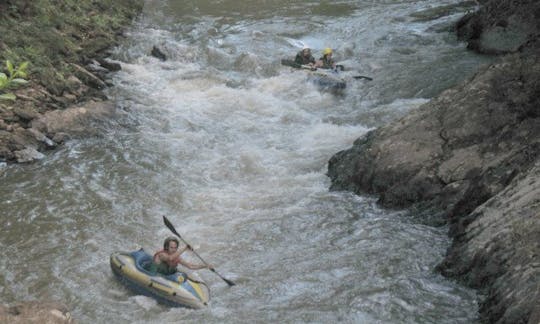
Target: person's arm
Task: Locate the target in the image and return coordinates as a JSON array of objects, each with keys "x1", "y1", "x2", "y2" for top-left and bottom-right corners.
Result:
[
  {"x1": 177, "y1": 244, "x2": 189, "y2": 255},
  {"x1": 178, "y1": 258, "x2": 213, "y2": 270}
]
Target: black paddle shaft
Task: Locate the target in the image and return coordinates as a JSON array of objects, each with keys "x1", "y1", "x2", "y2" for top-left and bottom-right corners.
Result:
[
  {"x1": 353, "y1": 75, "x2": 373, "y2": 81},
  {"x1": 162, "y1": 216, "x2": 236, "y2": 286}
]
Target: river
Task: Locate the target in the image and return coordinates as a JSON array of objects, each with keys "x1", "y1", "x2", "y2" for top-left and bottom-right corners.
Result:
[{"x1": 0, "y1": 0, "x2": 493, "y2": 323}]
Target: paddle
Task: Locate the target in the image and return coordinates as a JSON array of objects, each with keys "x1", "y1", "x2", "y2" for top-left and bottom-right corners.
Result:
[
  {"x1": 335, "y1": 64, "x2": 373, "y2": 80},
  {"x1": 163, "y1": 215, "x2": 236, "y2": 286},
  {"x1": 301, "y1": 64, "x2": 317, "y2": 71},
  {"x1": 282, "y1": 58, "x2": 372, "y2": 80},
  {"x1": 281, "y1": 59, "x2": 316, "y2": 70},
  {"x1": 353, "y1": 75, "x2": 373, "y2": 81}
]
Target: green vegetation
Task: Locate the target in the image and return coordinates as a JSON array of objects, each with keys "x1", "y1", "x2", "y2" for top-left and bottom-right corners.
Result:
[
  {"x1": 0, "y1": 60, "x2": 29, "y2": 101},
  {"x1": 0, "y1": 0, "x2": 142, "y2": 96}
]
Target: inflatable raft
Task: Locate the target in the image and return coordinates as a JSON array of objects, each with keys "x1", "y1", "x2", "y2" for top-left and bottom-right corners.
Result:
[
  {"x1": 110, "y1": 249, "x2": 210, "y2": 308},
  {"x1": 281, "y1": 59, "x2": 347, "y2": 91}
]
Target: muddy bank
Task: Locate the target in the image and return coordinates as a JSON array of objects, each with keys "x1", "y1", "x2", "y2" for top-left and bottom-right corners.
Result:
[
  {"x1": 0, "y1": 0, "x2": 143, "y2": 164},
  {"x1": 328, "y1": 0, "x2": 540, "y2": 323}
]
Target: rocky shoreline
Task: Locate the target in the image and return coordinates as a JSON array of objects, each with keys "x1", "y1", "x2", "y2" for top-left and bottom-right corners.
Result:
[
  {"x1": 0, "y1": 0, "x2": 143, "y2": 165},
  {"x1": 0, "y1": 0, "x2": 143, "y2": 322},
  {"x1": 0, "y1": 301, "x2": 74, "y2": 324},
  {"x1": 328, "y1": 0, "x2": 539, "y2": 323}
]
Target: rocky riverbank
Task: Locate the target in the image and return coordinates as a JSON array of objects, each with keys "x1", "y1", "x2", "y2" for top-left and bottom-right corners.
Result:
[
  {"x1": 0, "y1": 0, "x2": 143, "y2": 164},
  {"x1": 328, "y1": 0, "x2": 539, "y2": 323},
  {"x1": 0, "y1": 301, "x2": 74, "y2": 324},
  {"x1": 0, "y1": 0, "x2": 143, "y2": 320}
]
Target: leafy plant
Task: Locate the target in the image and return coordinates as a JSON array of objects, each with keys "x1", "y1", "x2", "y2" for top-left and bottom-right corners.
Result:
[{"x1": 0, "y1": 60, "x2": 29, "y2": 101}]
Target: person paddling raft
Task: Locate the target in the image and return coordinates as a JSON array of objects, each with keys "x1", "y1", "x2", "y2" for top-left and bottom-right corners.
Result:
[
  {"x1": 294, "y1": 46, "x2": 316, "y2": 68},
  {"x1": 316, "y1": 47, "x2": 337, "y2": 70},
  {"x1": 149, "y1": 236, "x2": 214, "y2": 275}
]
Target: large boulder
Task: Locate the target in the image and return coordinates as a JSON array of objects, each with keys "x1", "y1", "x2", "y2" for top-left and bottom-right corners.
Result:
[
  {"x1": 329, "y1": 53, "x2": 540, "y2": 220},
  {"x1": 327, "y1": 18, "x2": 540, "y2": 324},
  {"x1": 31, "y1": 100, "x2": 116, "y2": 137},
  {"x1": 456, "y1": 0, "x2": 540, "y2": 54}
]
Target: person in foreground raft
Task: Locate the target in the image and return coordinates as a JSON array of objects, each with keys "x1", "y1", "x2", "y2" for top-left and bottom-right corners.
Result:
[{"x1": 150, "y1": 236, "x2": 214, "y2": 275}]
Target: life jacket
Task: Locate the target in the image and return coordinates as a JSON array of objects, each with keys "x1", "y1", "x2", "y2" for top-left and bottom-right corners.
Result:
[
  {"x1": 153, "y1": 249, "x2": 181, "y2": 268},
  {"x1": 319, "y1": 55, "x2": 335, "y2": 69}
]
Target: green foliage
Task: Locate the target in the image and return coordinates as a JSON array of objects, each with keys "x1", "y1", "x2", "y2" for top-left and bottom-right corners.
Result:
[
  {"x1": 0, "y1": 60, "x2": 29, "y2": 101},
  {"x1": 0, "y1": 0, "x2": 143, "y2": 96}
]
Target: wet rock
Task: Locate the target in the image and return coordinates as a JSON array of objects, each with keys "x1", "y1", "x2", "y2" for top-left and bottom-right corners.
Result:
[
  {"x1": 87, "y1": 59, "x2": 110, "y2": 74},
  {"x1": 14, "y1": 147, "x2": 45, "y2": 163},
  {"x1": 66, "y1": 75, "x2": 83, "y2": 88},
  {"x1": 151, "y1": 45, "x2": 167, "y2": 61},
  {"x1": 62, "y1": 93, "x2": 78, "y2": 104},
  {"x1": 41, "y1": 70, "x2": 70, "y2": 97},
  {"x1": 6, "y1": 128, "x2": 32, "y2": 151},
  {"x1": 70, "y1": 63, "x2": 107, "y2": 90},
  {"x1": 96, "y1": 57, "x2": 122, "y2": 71},
  {"x1": 27, "y1": 128, "x2": 56, "y2": 148},
  {"x1": 0, "y1": 301, "x2": 74, "y2": 323},
  {"x1": 457, "y1": 0, "x2": 540, "y2": 54},
  {"x1": 0, "y1": 131, "x2": 15, "y2": 160},
  {"x1": 0, "y1": 106, "x2": 18, "y2": 122},
  {"x1": 51, "y1": 92, "x2": 79, "y2": 108},
  {"x1": 410, "y1": 1, "x2": 478, "y2": 22},
  {"x1": 12, "y1": 105, "x2": 40, "y2": 122},
  {"x1": 52, "y1": 132, "x2": 70, "y2": 144},
  {"x1": 31, "y1": 100, "x2": 115, "y2": 136},
  {"x1": 83, "y1": 36, "x2": 114, "y2": 55},
  {"x1": 328, "y1": 53, "x2": 540, "y2": 214}
]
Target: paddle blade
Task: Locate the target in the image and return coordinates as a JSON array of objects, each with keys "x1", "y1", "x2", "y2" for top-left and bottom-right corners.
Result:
[
  {"x1": 211, "y1": 268, "x2": 236, "y2": 286},
  {"x1": 163, "y1": 215, "x2": 181, "y2": 238},
  {"x1": 353, "y1": 75, "x2": 373, "y2": 81}
]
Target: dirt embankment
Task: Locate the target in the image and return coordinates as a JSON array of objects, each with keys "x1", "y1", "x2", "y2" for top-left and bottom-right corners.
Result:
[
  {"x1": 328, "y1": 0, "x2": 540, "y2": 323},
  {"x1": 0, "y1": 0, "x2": 143, "y2": 164}
]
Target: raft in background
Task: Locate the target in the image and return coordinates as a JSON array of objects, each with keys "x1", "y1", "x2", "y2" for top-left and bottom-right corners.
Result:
[
  {"x1": 281, "y1": 59, "x2": 347, "y2": 92},
  {"x1": 110, "y1": 249, "x2": 210, "y2": 309}
]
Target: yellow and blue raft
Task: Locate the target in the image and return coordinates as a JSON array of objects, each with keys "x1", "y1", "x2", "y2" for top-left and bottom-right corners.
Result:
[{"x1": 110, "y1": 249, "x2": 210, "y2": 308}]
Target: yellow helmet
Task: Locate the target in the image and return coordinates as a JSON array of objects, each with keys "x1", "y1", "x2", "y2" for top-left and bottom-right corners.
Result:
[{"x1": 323, "y1": 47, "x2": 333, "y2": 55}]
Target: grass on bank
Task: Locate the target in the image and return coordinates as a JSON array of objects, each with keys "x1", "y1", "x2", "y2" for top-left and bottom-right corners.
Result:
[{"x1": 0, "y1": 0, "x2": 142, "y2": 97}]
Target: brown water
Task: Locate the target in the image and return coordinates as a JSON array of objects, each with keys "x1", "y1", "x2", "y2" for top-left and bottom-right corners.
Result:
[{"x1": 0, "y1": 0, "x2": 493, "y2": 322}]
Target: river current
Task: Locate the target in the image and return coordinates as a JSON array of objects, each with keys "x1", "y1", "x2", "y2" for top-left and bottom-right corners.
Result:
[{"x1": 0, "y1": 1, "x2": 493, "y2": 323}]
